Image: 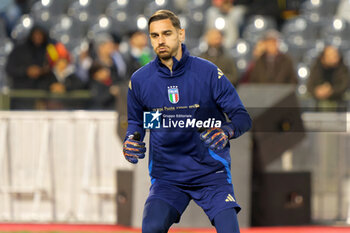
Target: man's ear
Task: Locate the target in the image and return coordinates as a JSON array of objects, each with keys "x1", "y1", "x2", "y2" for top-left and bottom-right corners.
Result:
[{"x1": 179, "y1": 28, "x2": 185, "y2": 43}]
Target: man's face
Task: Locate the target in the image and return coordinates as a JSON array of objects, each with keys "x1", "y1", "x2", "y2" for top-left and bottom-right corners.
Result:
[
  {"x1": 31, "y1": 30, "x2": 44, "y2": 46},
  {"x1": 322, "y1": 46, "x2": 340, "y2": 67},
  {"x1": 130, "y1": 32, "x2": 148, "y2": 50},
  {"x1": 99, "y1": 40, "x2": 115, "y2": 56},
  {"x1": 149, "y1": 18, "x2": 184, "y2": 60},
  {"x1": 265, "y1": 38, "x2": 279, "y2": 56},
  {"x1": 206, "y1": 29, "x2": 222, "y2": 48}
]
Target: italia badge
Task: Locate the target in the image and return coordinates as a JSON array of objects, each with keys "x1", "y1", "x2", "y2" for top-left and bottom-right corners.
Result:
[{"x1": 168, "y1": 86, "x2": 179, "y2": 104}]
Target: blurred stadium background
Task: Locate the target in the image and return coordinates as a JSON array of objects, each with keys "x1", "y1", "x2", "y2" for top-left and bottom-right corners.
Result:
[{"x1": 0, "y1": 0, "x2": 350, "y2": 232}]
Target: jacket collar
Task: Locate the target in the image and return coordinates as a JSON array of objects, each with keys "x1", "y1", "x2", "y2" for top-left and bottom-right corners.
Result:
[{"x1": 155, "y1": 44, "x2": 190, "y2": 78}]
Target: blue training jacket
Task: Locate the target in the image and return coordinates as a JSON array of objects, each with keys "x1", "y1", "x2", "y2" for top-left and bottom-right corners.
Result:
[{"x1": 126, "y1": 44, "x2": 252, "y2": 186}]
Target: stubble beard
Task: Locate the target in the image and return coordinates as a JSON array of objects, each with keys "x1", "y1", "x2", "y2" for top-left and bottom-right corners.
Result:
[{"x1": 157, "y1": 43, "x2": 179, "y2": 61}]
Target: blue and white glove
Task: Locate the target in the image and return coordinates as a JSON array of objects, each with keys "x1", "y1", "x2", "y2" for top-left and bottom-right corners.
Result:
[
  {"x1": 200, "y1": 126, "x2": 234, "y2": 150},
  {"x1": 123, "y1": 134, "x2": 146, "y2": 164}
]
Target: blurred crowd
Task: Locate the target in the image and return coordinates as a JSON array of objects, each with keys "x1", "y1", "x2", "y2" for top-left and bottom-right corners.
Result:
[{"x1": 0, "y1": 0, "x2": 349, "y2": 111}]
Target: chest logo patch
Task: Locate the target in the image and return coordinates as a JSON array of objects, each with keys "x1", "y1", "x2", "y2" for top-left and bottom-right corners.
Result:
[{"x1": 168, "y1": 86, "x2": 179, "y2": 104}]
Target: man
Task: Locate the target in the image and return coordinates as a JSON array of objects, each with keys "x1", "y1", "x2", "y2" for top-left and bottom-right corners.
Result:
[
  {"x1": 5, "y1": 25, "x2": 52, "y2": 109},
  {"x1": 249, "y1": 29, "x2": 298, "y2": 84},
  {"x1": 205, "y1": 0, "x2": 246, "y2": 49},
  {"x1": 6, "y1": 25, "x2": 51, "y2": 90},
  {"x1": 307, "y1": 45, "x2": 349, "y2": 110},
  {"x1": 123, "y1": 10, "x2": 251, "y2": 233},
  {"x1": 124, "y1": 30, "x2": 153, "y2": 76},
  {"x1": 200, "y1": 28, "x2": 238, "y2": 86}
]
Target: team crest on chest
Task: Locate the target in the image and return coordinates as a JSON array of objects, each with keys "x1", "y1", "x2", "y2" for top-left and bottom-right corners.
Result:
[{"x1": 168, "y1": 86, "x2": 179, "y2": 104}]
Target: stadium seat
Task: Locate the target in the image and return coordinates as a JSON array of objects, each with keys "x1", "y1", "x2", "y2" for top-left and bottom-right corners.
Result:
[
  {"x1": 105, "y1": 1, "x2": 140, "y2": 35},
  {"x1": 295, "y1": 62, "x2": 310, "y2": 96},
  {"x1": 10, "y1": 15, "x2": 34, "y2": 43},
  {"x1": 183, "y1": 11, "x2": 205, "y2": 41},
  {"x1": 300, "y1": 0, "x2": 340, "y2": 20},
  {"x1": 106, "y1": 0, "x2": 141, "y2": 15},
  {"x1": 144, "y1": 0, "x2": 175, "y2": 17},
  {"x1": 282, "y1": 16, "x2": 319, "y2": 41},
  {"x1": 177, "y1": 14, "x2": 200, "y2": 47},
  {"x1": 67, "y1": 0, "x2": 105, "y2": 28},
  {"x1": 50, "y1": 15, "x2": 86, "y2": 50},
  {"x1": 242, "y1": 15, "x2": 277, "y2": 44},
  {"x1": 187, "y1": 0, "x2": 211, "y2": 12},
  {"x1": 0, "y1": 38, "x2": 13, "y2": 88},
  {"x1": 285, "y1": 34, "x2": 315, "y2": 64},
  {"x1": 0, "y1": 19, "x2": 7, "y2": 39},
  {"x1": 320, "y1": 17, "x2": 350, "y2": 50},
  {"x1": 87, "y1": 15, "x2": 113, "y2": 40},
  {"x1": 302, "y1": 44, "x2": 324, "y2": 66},
  {"x1": 30, "y1": 1, "x2": 54, "y2": 29},
  {"x1": 283, "y1": 18, "x2": 319, "y2": 64},
  {"x1": 230, "y1": 39, "x2": 252, "y2": 74},
  {"x1": 299, "y1": 0, "x2": 341, "y2": 36}
]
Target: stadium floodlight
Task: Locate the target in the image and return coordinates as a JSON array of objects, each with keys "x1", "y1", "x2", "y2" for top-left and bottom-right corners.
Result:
[
  {"x1": 315, "y1": 39, "x2": 324, "y2": 51},
  {"x1": 194, "y1": 0, "x2": 205, "y2": 7},
  {"x1": 155, "y1": 0, "x2": 166, "y2": 6},
  {"x1": 80, "y1": 40, "x2": 89, "y2": 51},
  {"x1": 137, "y1": 16, "x2": 148, "y2": 30},
  {"x1": 333, "y1": 18, "x2": 344, "y2": 31},
  {"x1": 117, "y1": 0, "x2": 128, "y2": 6},
  {"x1": 310, "y1": 0, "x2": 321, "y2": 6},
  {"x1": 298, "y1": 66, "x2": 309, "y2": 79},
  {"x1": 293, "y1": 35, "x2": 304, "y2": 46},
  {"x1": 61, "y1": 16, "x2": 72, "y2": 29},
  {"x1": 41, "y1": 0, "x2": 51, "y2": 7},
  {"x1": 79, "y1": 0, "x2": 89, "y2": 6},
  {"x1": 331, "y1": 36, "x2": 342, "y2": 47},
  {"x1": 99, "y1": 16, "x2": 110, "y2": 28},
  {"x1": 193, "y1": 11, "x2": 203, "y2": 22},
  {"x1": 298, "y1": 85, "x2": 307, "y2": 95},
  {"x1": 237, "y1": 41, "x2": 248, "y2": 54},
  {"x1": 254, "y1": 18, "x2": 265, "y2": 29},
  {"x1": 41, "y1": 11, "x2": 50, "y2": 22},
  {"x1": 215, "y1": 17, "x2": 225, "y2": 30},
  {"x1": 295, "y1": 18, "x2": 307, "y2": 31},
  {"x1": 116, "y1": 12, "x2": 127, "y2": 22},
  {"x1": 22, "y1": 16, "x2": 33, "y2": 28},
  {"x1": 310, "y1": 13, "x2": 320, "y2": 22},
  {"x1": 279, "y1": 41, "x2": 288, "y2": 53},
  {"x1": 79, "y1": 12, "x2": 88, "y2": 22},
  {"x1": 237, "y1": 59, "x2": 247, "y2": 70},
  {"x1": 60, "y1": 34, "x2": 70, "y2": 44}
]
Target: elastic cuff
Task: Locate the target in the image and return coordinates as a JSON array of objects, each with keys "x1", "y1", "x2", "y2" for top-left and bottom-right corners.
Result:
[{"x1": 222, "y1": 125, "x2": 234, "y2": 139}]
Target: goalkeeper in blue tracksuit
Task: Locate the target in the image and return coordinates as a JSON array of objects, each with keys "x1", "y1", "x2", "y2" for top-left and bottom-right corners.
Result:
[{"x1": 123, "y1": 10, "x2": 252, "y2": 233}]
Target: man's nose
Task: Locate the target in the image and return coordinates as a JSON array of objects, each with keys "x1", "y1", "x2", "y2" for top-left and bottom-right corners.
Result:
[{"x1": 158, "y1": 35, "x2": 165, "y2": 44}]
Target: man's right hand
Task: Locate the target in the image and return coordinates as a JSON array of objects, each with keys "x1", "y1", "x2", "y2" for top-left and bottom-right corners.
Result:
[
  {"x1": 123, "y1": 135, "x2": 146, "y2": 164},
  {"x1": 26, "y1": 65, "x2": 42, "y2": 79}
]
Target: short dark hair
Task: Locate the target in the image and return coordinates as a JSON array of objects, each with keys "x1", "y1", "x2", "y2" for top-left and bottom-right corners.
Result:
[{"x1": 148, "y1": 10, "x2": 181, "y2": 30}]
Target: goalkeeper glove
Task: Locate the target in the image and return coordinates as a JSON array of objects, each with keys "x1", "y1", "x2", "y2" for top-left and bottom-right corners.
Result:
[
  {"x1": 200, "y1": 126, "x2": 234, "y2": 150},
  {"x1": 123, "y1": 133, "x2": 146, "y2": 164}
]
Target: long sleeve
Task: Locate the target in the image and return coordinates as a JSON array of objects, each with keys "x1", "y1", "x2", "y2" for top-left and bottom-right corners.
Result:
[
  {"x1": 5, "y1": 47, "x2": 29, "y2": 81},
  {"x1": 125, "y1": 78, "x2": 146, "y2": 141},
  {"x1": 211, "y1": 67, "x2": 252, "y2": 138},
  {"x1": 330, "y1": 64, "x2": 350, "y2": 98}
]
